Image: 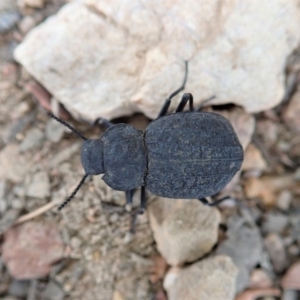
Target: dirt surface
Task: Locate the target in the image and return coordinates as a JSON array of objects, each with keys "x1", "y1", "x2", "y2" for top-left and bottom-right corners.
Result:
[{"x1": 1, "y1": 1, "x2": 300, "y2": 300}]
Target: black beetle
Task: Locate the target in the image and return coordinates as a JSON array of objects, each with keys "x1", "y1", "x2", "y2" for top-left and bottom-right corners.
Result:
[{"x1": 48, "y1": 62, "x2": 244, "y2": 211}]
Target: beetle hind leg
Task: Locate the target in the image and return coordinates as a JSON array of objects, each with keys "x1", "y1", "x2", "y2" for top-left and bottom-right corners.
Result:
[
  {"x1": 198, "y1": 196, "x2": 231, "y2": 207},
  {"x1": 139, "y1": 186, "x2": 146, "y2": 214}
]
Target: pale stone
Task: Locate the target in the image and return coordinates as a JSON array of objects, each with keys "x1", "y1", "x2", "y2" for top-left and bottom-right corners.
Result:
[
  {"x1": 164, "y1": 255, "x2": 238, "y2": 300},
  {"x1": 0, "y1": 145, "x2": 31, "y2": 183},
  {"x1": 148, "y1": 198, "x2": 220, "y2": 266},
  {"x1": 283, "y1": 90, "x2": 300, "y2": 132},
  {"x1": 19, "y1": 0, "x2": 46, "y2": 9},
  {"x1": 242, "y1": 143, "x2": 267, "y2": 171},
  {"x1": 14, "y1": 0, "x2": 300, "y2": 121},
  {"x1": 26, "y1": 171, "x2": 50, "y2": 198}
]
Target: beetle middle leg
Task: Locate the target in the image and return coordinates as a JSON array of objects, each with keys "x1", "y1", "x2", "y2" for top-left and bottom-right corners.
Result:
[
  {"x1": 125, "y1": 189, "x2": 135, "y2": 205},
  {"x1": 129, "y1": 186, "x2": 146, "y2": 233},
  {"x1": 157, "y1": 61, "x2": 188, "y2": 118}
]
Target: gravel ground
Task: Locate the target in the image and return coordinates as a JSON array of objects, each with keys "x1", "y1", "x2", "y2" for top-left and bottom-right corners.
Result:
[{"x1": 1, "y1": 1, "x2": 300, "y2": 300}]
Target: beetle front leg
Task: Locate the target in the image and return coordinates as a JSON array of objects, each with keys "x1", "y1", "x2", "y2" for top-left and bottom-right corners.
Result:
[
  {"x1": 175, "y1": 93, "x2": 194, "y2": 112},
  {"x1": 157, "y1": 61, "x2": 188, "y2": 118}
]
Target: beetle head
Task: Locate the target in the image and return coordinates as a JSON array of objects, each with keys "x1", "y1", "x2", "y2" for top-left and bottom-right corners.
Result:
[{"x1": 47, "y1": 112, "x2": 103, "y2": 210}]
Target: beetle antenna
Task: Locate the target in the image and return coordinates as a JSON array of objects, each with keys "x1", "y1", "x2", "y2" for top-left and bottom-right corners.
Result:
[
  {"x1": 47, "y1": 112, "x2": 87, "y2": 141},
  {"x1": 58, "y1": 174, "x2": 88, "y2": 210}
]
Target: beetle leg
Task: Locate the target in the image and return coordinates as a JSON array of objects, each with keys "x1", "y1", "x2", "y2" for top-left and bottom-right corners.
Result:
[
  {"x1": 94, "y1": 117, "x2": 113, "y2": 129},
  {"x1": 139, "y1": 186, "x2": 146, "y2": 214},
  {"x1": 198, "y1": 196, "x2": 231, "y2": 207},
  {"x1": 157, "y1": 61, "x2": 188, "y2": 117},
  {"x1": 125, "y1": 189, "x2": 135, "y2": 205},
  {"x1": 175, "y1": 93, "x2": 194, "y2": 112},
  {"x1": 129, "y1": 187, "x2": 146, "y2": 233}
]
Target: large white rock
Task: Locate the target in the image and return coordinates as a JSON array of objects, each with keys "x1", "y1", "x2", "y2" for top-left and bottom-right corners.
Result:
[
  {"x1": 148, "y1": 198, "x2": 221, "y2": 266},
  {"x1": 14, "y1": 0, "x2": 300, "y2": 121}
]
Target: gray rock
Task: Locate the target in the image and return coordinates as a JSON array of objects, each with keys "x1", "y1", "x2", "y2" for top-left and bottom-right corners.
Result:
[
  {"x1": 42, "y1": 281, "x2": 64, "y2": 300},
  {"x1": 0, "y1": 209, "x2": 21, "y2": 235},
  {"x1": 0, "y1": 180, "x2": 7, "y2": 213},
  {"x1": 0, "y1": 41, "x2": 18, "y2": 62},
  {"x1": 164, "y1": 255, "x2": 238, "y2": 300},
  {"x1": 149, "y1": 197, "x2": 220, "y2": 266},
  {"x1": 283, "y1": 90, "x2": 300, "y2": 132},
  {"x1": 0, "y1": 11, "x2": 20, "y2": 33},
  {"x1": 264, "y1": 233, "x2": 288, "y2": 273},
  {"x1": 8, "y1": 280, "x2": 29, "y2": 298},
  {"x1": 217, "y1": 216, "x2": 263, "y2": 293},
  {"x1": 262, "y1": 213, "x2": 289, "y2": 235},
  {"x1": 14, "y1": 0, "x2": 300, "y2": 122},
  {"x1": 19, "y1": 128, "x2": 44, "y2": 152},
  {"x1": 26, "y1": 171, "x2": 50, "y2": 198},
  {"x1": 282, "y1": 289, "x2": 298, "y2": 300},
  {"x1": 289, "y1": 210, "x2": 300, "y2": 246}
]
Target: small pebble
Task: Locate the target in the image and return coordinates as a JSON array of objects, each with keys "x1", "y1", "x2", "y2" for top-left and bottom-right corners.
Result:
[
  {"x1": 287, "y1": 244, "x2": 299, "y2": 257},
  {"x1": 276, "y1": 190, "x2": 292, "y2": 211},
  {"x1": 70, "y1": 236, "x2": 82, "y2": 249},
  {"x1": 109, "y1": 213, "x2": 119, "y2": 223}
]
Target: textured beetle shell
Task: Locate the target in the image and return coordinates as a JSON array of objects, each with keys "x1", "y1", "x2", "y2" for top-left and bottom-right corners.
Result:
[
  {"x1": 101, "y1": 124, "x2": 147, "y2": 190},
  {"x1": 145, "y1": 112, "x2": 244, "y2": 198}
]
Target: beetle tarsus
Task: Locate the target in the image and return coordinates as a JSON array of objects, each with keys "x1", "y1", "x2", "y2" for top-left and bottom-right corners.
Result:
[{"x1": 94, "y1": 117, "x2": 113, "y2": 129}]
